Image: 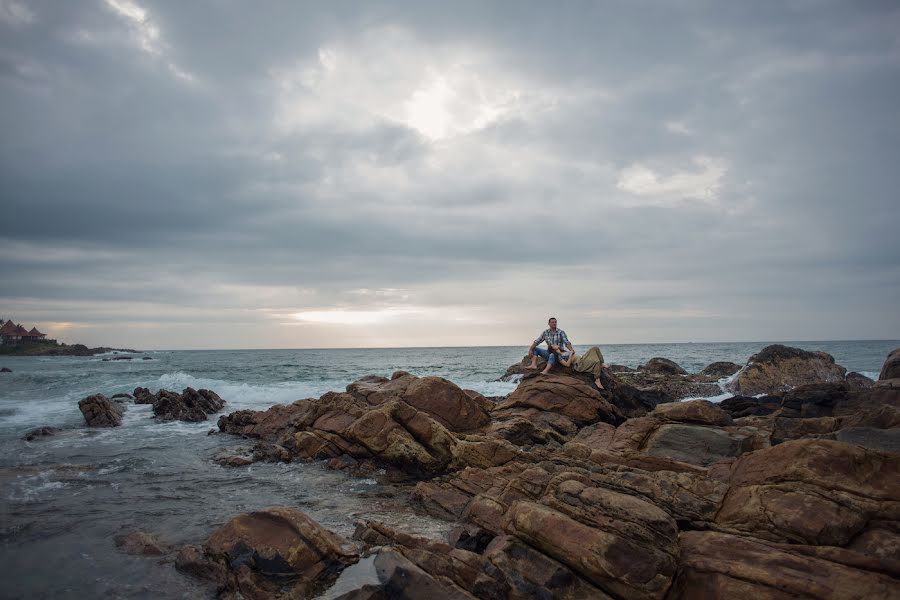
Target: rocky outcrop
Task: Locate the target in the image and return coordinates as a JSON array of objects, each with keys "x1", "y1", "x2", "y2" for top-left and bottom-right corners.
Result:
[
  {"x1": 218, "y1": 374, "x2": 518, "y2": 479},
  {"x1": 176, "y1": 507, "x2": 359, "y2": 598},
  {"x1": 880, "y1": 347, "x2": 900, "y2": 381},
  {"x1": 727, "y1": 344, "x2": 847, "y2": 395},
  {"x1": 78, "y1": 394, "x2": 124, "y2": 427},
  {"x1": 131, "y1": 386, "x2": 225, "y2": 421},
  {"x1": 0, "y1": 367, "x2": 11, "y2": 373},
  {"x1": 190, "y1": 349, "x2": 900, "y2": 600}
]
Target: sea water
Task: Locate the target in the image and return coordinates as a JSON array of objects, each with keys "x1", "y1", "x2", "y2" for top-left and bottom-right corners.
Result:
[{"x1": 0, "y1": 340, "x2": 896, "y2": 598}]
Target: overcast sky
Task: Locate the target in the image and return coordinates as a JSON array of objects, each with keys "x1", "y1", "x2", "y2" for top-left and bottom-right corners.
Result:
[{"x1": 1, "y1": 0, "x2": 899, "y2": 349}]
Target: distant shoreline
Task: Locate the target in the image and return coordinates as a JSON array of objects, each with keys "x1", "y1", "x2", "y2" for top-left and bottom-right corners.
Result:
[{"x1": 0, "y1": 342, "x2": 138, "y2": 357}]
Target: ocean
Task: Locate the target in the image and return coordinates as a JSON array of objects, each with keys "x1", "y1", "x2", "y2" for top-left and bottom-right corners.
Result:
[{"x1": 0, "y1": 340, "x2": 896, "y2": 598}]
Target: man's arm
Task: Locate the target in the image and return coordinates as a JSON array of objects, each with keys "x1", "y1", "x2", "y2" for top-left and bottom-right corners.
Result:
[{"x1": 530, "y1": 330, "x2": 546, "y2": 354}]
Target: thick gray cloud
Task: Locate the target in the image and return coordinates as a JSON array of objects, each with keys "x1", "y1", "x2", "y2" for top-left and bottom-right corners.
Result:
[{"x1": 1, "y1": 0, "x2": 898, "y2": 348}]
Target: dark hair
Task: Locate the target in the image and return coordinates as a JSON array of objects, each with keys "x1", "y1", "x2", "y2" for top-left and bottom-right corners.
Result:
[{"x1": 548, "y1": 317, "x2": 557, "y2": 323}]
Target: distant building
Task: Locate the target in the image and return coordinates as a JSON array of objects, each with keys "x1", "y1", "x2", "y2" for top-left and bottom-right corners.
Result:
[{"x1": 0, "y1": 319, "x2": 49, "y2": 345}]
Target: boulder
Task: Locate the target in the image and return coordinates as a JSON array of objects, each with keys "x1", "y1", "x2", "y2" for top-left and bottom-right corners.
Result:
[
  {"x1": 700, "y1": 361, "x2": 742, "y2": 378},
  {"x1": 834, "y1": 427, "x2": 900, "y2": 454},
  {"x1": 402, "y1": 376, "x2": 491, "y2": 432},
  {"x1": 177, "y1": 507, "x2": 359, "y2": 598},
  {"x1": 78, "y1": 394, "x2": 124, "y2": 427},
  {"x1": 727, "y1": 344, "x2": 846, "y2": 396},
  {"x1": 0, "y1": 367, "x2": 11, "y2": 373},
  {"x1": 880, "y1": 348, "x2": 900, "y2": 381},
  {"x1": 639, "y1": 357, "x2": 687, "y2": 375},
  {"x1": 22, "y1": 426, "x2": 62, "y2": 441}
]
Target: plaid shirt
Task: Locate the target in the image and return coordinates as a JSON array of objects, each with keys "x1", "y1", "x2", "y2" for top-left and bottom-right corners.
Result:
[{"x1": 534, "y1": 328, "x2": 570, "y2": 348}]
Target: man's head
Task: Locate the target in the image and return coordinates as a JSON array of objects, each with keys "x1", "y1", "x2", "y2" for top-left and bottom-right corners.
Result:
[{"x1": 548, "y1": 317, "x2": 557, "y2": 330}]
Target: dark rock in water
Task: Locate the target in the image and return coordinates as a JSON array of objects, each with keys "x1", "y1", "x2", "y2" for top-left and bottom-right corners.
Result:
[
  {"x1": 879, "y1": 347, "x2": 900, "y2": 381},
  {"x1": 0, "y1": 367, "x2": 11, "y2": 373},
  {"x1": 845, "y1": 371, "x2": 875, "y2": 389},
  {"x1": 701, "y1": 361, "x2": 742, "y2": 378},
  {"x1": 78, "y1": 394, "x2": 124, "y2": 427},
  {"x1": 607, "y1": 364, "x2": 635, "y2": 372},
  {"x1": 132, "y1": 386, "x2": 155, "y2": 404},
  {"x1": 22, "y1": 426, "x2": 62, "y2": 441},
  {"x1": 177, "y1": 507, "x2": 359, "y2": 598},
  {"x1": 152, "y1": 387, "x2": 225, "y2": 422},
  {"x1": 727, "y1": 344, "x2": 846, "y2": 395},
  {"x1": 142, "y1": 356, "x2": 153, "y2": 360},
  {"x1": 639, "y1": 357, "x2": 687, "y2": 375},
  {"x1": 114, "y1": 531, "x2": 169, "y2": 556},
  {"x1": 109, "y1": 355, "x2": 133, "y2": 361},
  {"x1": 130, "y1": 386, "x2": 225, "y2": 421},
  {"x1": 216, "y1": 455, "x2": 253, "y2": 467}
]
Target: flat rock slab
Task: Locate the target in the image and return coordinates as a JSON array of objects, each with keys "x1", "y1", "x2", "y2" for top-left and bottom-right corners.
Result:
[{"x1": 643, "y1": 423, "x2": 750, "y2": 466}]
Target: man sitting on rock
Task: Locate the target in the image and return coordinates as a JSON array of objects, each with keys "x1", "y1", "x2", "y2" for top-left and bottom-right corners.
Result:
[{"x1": 527, "y1": 317, "x2": 575, "y2": 375}]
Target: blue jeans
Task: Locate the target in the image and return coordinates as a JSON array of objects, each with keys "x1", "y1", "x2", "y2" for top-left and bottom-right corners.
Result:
[{"x1": 532, "y1": 346, "x2": 570, "y2": 367}]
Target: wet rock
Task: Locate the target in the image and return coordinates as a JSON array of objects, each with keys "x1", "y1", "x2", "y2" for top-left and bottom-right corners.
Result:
[
  {"x1": 639, "y1": 357, "x2": 687, "y2": 375},
  {"x1": 22, "y1": 426, "x2": 62, "y2": 441},
  {"x1": 142, "y1": 356, "x2": 153, "y2": 360},
  {"x1": 78, "y1": 394, "x2": 124, "y2": 427},
  {"x1": 178, "y1": 507, "x2": 359, "y2": 598},
  {"x1": 132, "y1": 386, "x2": 155, "y2": 404},
  {"x1": 607, "y1": 364, "x2": 635, "y2": 372},
  {"x1": 880, "y1": 347, "x2": 900, "y2": 380},
  {"x1": 110, "y1": 392, "x2": 134, "y2": 401},
  {"x1": 114, "y1": 531, "x2": 169, "y2": 556},
  {"x1": 0, "y1": 367, "x2": 11, "y2": 373},
  {"x1": 700, "y1": 361, "x2": 742, "y2": 378},
  {"x1": 727, "y1": 344, "x2": 847, "y2": 396}
]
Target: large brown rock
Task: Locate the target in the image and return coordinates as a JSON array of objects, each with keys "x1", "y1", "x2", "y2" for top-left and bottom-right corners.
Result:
[
  {"x1": 672, "y1": 530, "x2": 900, "y2": 599},
  {"x1": 78, "y1": 394, "x2": 124, "y2": 427},
  {"x1": 177, "y1": 507, "x2": 359, "y2": 598},
  {"x1": 727, "y1": 344, "x2": 847, "y2": 396},
  {"x1": 880, "y1": 347, "x2": 900, "y2": 381},
  {"x1": 489, "y1": 373, "x2": 624, "y2": 446},
  {"x1": 402, "y1": 376, "x2": 490, "y2": 432},
  {"x1": 714, "y1": 439, "x2": 900, "y2": 545}
]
